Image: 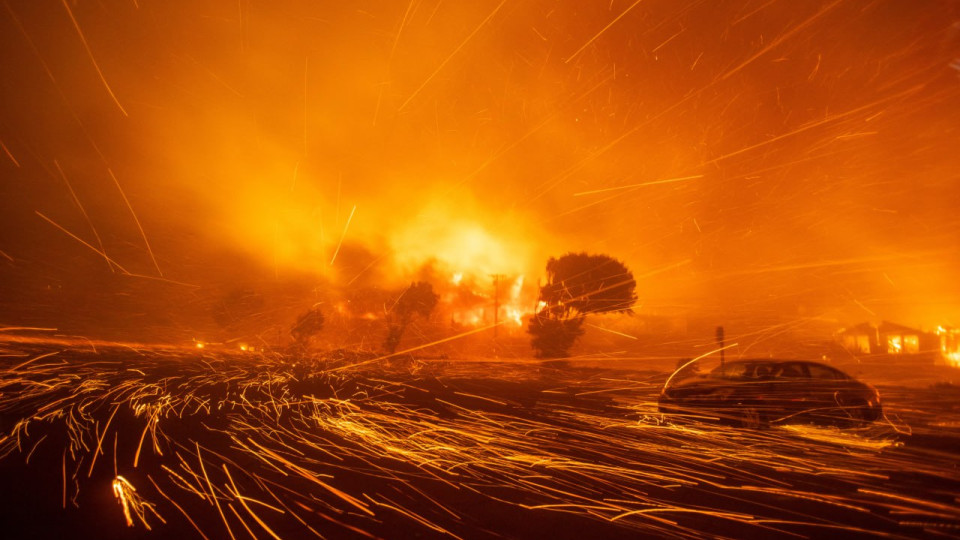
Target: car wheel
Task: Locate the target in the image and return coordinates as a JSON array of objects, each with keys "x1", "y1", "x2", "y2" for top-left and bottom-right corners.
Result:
[{"x1": 840, "y1": 399, "x2": 869, "y2": 428}]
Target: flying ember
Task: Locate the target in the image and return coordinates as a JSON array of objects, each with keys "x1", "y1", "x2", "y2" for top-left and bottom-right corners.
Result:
[{"x1": 1, "y1": 1, "x2": 960, "y2": 538}]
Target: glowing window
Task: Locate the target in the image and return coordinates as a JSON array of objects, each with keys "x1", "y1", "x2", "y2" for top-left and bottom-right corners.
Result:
[
  {"x1": 887, "y1": 335, "x2": 903, "y2": 354},
  {"x1": 903, "y1": 335, "x2": 919, "y2": 354}
]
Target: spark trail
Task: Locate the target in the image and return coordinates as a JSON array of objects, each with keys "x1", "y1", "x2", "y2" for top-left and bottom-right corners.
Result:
[{"x1": 1, "y1": 337, "x2": 958, "y2": 538}]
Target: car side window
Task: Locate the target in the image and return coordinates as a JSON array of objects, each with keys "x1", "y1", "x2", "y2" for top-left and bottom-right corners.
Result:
[
  {"x1": 807, "y1": 364, "x2": 843, "y2": 380},
  {"x1": 754, "y1": 364, "x2": 774, "y2": 379},
  {"x1": 778, "y1": 363, "x2": 805, "y2": 379},
  {"x1": 711, "y1": 363, "x2": 747, "y2": 379}
]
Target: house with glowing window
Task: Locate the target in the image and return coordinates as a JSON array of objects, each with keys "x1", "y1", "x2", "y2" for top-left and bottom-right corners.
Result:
[
  {"x1": 838, "y1": 321, "x2": 941, "y2": 363},
  {"x1": 839, "y1": 322, "x2": 879, "y2": 354}
]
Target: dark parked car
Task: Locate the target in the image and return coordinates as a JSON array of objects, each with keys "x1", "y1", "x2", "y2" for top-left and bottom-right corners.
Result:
[{"x1": 658, "y1": 359, "x2": 882, "y2": 428}]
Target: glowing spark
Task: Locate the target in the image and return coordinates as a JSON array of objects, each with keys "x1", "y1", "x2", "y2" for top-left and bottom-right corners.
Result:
[
  {"x1": 651, "y1": 27, "x2": 684, "y2": 54},
  {"x1": 106, "y1": 168, "x2": 162, "y2": 277},
  {"x1": 345, "y1": 252, "x2": 388, "y2": 287},
  {"x1": 113, "y1": 476, "x2": 136, "y2": 527},
  {"x1": 197, "y1": 443, "x2": 237, "y2": 540},
  {"x1": 718, "y1": 0, "x2": 842, "y2": 83},
  {"x1": 564, "y1": 0, "x2": 645, "y2": 64},
  {"x1": 329, "y1": 204, "x2": 357, "y2": 266},
  {"x1": 0, "y1": 139, "x2": 19, "y2": 167},
  {"x1": 148, "y1": 477, "x2": 213, "y2": 540},
  {"x1": 53, "y1": 161, "x2": 117, "y2": 273},
  {"x1": 390, "y1": 0, "x2": 417, "y2": 60},
  {"x1": 61, "y1": 451, "x2": 67, "y2": 509},
  {"x1": 223, "y1": 465, "x2": 284, "y2": 540},
  {"x1": 704, "y1": 83, "x2": 925, "y2": 166},
  {"x1": 303, "y1": 57, "x2": 308, "y2": 157},
  {"x1": 88, "y1": 404, "x2": 121, "y2": 477},
  {"x1": 573, "y1": 175, "x2": 704, "y2": 196},
  {"x1": 328, "y1": 322, "x2": 506, "y2": 372},
  {"x1": 60, "y1": 0, "x2": 128, "y2": 116},
  {"x1": 854, "y1": 299, "x2": 877, "y2": 317},
  {"x1": 10, "y1": 350, "x2": 60, "y2": 371},
  {"x1": 36, "y1": 214, "x2": 125, "y2": 272},
  {"x1": 112, "y1": 476, "x2": 163, "y2": 529},
  {"x1": 585, "y1": 323, "x2": 638, "y2": 340},
  {"x1": 398, "y1": 0, "x2": 508, "y2": 111},
  {"x1": 0, "y1": 326, "x2": 58, "y2": 333},
  {"x1": 663, "y1": 342, "x2": 740, "y2": 391}
]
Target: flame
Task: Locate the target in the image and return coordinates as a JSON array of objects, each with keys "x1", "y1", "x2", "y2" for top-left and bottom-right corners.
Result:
[
  {"x1": 947, "y1": 352, "x2": 960, "y2": 369},
  {"x1": 388, "y1": 204, "x2": 535, "y2": 279}
]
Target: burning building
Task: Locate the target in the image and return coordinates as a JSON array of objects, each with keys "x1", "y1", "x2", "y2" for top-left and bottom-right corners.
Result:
[{"x1": 838, "y1": 321, "x2": 942, "y2": 364}]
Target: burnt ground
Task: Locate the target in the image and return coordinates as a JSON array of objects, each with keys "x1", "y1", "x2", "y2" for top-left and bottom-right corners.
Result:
[{"x1": 1, "y1": 340, "x2": 959, "y2": 539}]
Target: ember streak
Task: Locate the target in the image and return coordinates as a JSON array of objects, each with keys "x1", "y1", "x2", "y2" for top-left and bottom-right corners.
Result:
[
  {"x1": 1, "y1": 0, "x2": 960, "y2": 538},
  {"x1": 1, "y1": 336, "x2": 959, "y2": 538}
]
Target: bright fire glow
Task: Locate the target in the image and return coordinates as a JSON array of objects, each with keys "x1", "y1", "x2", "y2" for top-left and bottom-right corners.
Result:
[
  {"x1": 947, "y1": 352, "x2": 960, "y2": 368},
  {"x1": 388, "y1": 207, "x2": 536, "y2": 279}
]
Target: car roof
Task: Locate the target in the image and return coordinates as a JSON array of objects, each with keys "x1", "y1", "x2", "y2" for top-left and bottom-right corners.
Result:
[
  {"x1": 708, "y1": 359, "x2": 850, "y2": 376},
  {"x1": 717, "y1": 359, "x2": 830, "y2": 367}
]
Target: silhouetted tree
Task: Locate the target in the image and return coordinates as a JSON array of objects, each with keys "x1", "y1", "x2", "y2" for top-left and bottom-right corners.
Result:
[
  {"x1": 528, "y1": 308, "x2": 585, "y2": 358},
  {"x1": 291, "y1": 305, "x2": 325, "y2": 348},
  {"x1": 383, "y1": 281, "x2": 439, "y2": 354},
  {"x1": 528, "y1": 253, "x2": 636, "y2": 358}
]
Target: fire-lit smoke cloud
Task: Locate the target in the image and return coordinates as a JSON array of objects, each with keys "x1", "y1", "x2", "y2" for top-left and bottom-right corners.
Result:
[{"x1": 1, "y1": 1, "x2": 959, "y2": 338}]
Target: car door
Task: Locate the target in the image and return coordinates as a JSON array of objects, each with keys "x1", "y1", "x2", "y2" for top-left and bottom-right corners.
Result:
[
  {"x1": 804, "y1": 363, "x2": 859, "y2": 422},
  {"x1": 763, "y1": 362, "x2": 812, "y2": 419}
]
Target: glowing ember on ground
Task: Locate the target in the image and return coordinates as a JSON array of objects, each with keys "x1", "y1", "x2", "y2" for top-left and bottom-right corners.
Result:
[{"x1": 2, "y1": 337, "x2": 960, "y2": 538}]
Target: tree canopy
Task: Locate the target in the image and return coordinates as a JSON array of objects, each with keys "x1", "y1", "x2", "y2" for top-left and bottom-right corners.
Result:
[
  {"x1": 539, "y1": 253, "x2": 637, "y2": 316},
  {"x1": 383, "y1": 281, "x2": 438, "y2": 354},
  {"x1": 393, "y1": 281, "x2": 439, "y2": 324},
  {"x1": 529, "y1": 253, "x2": 637, "y2": 358}
]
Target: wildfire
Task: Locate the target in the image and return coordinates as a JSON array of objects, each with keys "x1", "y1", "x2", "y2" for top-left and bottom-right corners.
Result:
[
  {"x1": 442, "y1": 272, "x2": 532, "y2": 330},
  {"x1": 378, "y1": 205, "x2": 544, "y2": 331}
]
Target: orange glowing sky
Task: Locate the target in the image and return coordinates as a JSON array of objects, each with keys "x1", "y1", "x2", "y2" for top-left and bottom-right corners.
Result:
[{"x1": 1, "y1": 1, "x2": 959, "y2": 338}]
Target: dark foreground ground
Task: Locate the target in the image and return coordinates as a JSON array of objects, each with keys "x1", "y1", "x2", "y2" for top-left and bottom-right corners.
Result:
[{"x1": 2, "y1": 337, "x2": 959, "y2": 539}]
